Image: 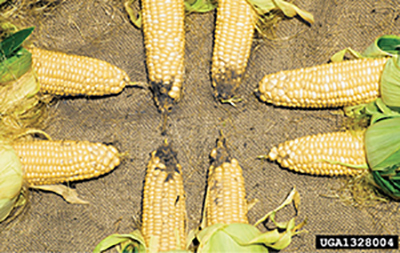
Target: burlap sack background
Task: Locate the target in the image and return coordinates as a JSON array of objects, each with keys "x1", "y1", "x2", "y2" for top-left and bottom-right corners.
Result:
[{"x1": 1, "y1": 0, "x2": 400, "y2": 252}]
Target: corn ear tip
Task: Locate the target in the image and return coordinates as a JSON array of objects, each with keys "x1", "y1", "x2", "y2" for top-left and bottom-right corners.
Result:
[{"x1": 268, "y1": 147, "x2": 278, "y2": 161}]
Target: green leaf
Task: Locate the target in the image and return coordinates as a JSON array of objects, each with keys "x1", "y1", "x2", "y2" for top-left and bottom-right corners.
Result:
[
  {"x1": 184, "y1": 0, "x2": 216, "y2": 13},
  {"x1": 365, "y1": 117, "x2": 400, "y2": 170},
  {"x1": 0, "y1": 47, "x2": 32, "y2": 82},
  {"x1": 0, "y1": 27, "x2": 34, "y2": 59}
]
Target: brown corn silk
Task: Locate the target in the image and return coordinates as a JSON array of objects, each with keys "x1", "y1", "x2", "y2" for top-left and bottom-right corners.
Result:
[
  {"x1": 212, "y1": 0, "x2": 256, "y2": 100},
  {"x1": 205, "y1": 138, "x2": 248, "y2": 226},
  {"x1": 258, "y1": 57, "x2": 387, "y2": 108},
  {"x1": 12, "y1": 140, "x2": 120, "y2": 186},
  {"x1": 141, "y1": 0, "x2": 185, "y2": 112},
  {"x1": 142, "y1": 142, "x2": 187, "y2": 252},
  {"x1": 268, "y1": 131, "x2": 368, "y2": 176},
  {"x1": 30, "y1": 47, "x2": 130, "y2": 96}
]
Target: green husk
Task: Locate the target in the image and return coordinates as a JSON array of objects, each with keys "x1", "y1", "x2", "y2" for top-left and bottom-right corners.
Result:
[
  {"x1": 195, "y1": 188, "x2": 306, "y2": 253},
  {"x1": 248, "y1": 0, "x2": 314, "y2": 24},
  {"x1": 0, "y1": 27, "x2": 34, "y2": 82},
  {"x1": 93, "y1": 229, "x2": 192, "y2": 253},
  {"x1": 365, "y1": 117, "x2": 400, "y2": 199},
  {"x1": 0, "y1": 144, "x2": 23, "y2": 222},
  {"x1": 93, "y1": 231, "x2": 146, "y2": 253},
  {"x1": 379, "y1": 56, "x2": 400, "y2": 109},
  {"x1": 184, "y1": 0, "x2": 216, "y2": 13},
  {"x1": 365, "y1": 117, "x2": 400, "y2": 170},
  {"x1": 0, "y1": 67, "x2": 42, "y2": 141}
]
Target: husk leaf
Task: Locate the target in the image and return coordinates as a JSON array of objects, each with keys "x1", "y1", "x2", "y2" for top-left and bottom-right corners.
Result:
[
  {"x1": 184, "y1": 0, "x2": 216, "y2": 13},
  {"x1": 1, "y1": 67, "x2": 40, "y2": 115},
  {"x1": 371, "y1": 168, "x2": 400, "y2": 200},
  {"x1": 196, "y1": 224, "x2": 266, "y2": 253},
  {"x1": 124, "y1": 0, "x2": 141, "y2": 28},
  {"x1": 247, "y1": 0, "x2": 314, "y2": 24},
  {"x1": 0, "y1": 27, "x2": 34, "y2": 82},
  {"x1": 364, "y1": 117, "x2": 400, "y2": 199},
  {"x1": 93, "y1": 230, "x2": 146, "y2": 253},
  {"x1": 380, "y1": 56, "x2": 400, "y2": 109},
  {"x1": 0, "y1": 47, "x2": 31, "y2": 82},
  {"x1": 365, "y1": 117, "x2": 400, "y2": 171},
  {"x1": 362, "y1": 35, "x2": 400, "y2": 58},
  {"x1": 31, "y1": 184, "x2": 89, "y2": 204},
  {"x1": 0, "y1": 144, "x2": 23, "y2": 222},
  {"x1": 195, "y1": 188, "x2": 305, "y2": 252}
]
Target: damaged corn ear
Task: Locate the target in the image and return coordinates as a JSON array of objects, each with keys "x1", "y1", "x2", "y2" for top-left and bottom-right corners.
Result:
[
  {"x1": 205, "y1": 137, "x2": 249, "y2": 226},
  {"x1": 268, "y1": 131, "x2": 369, "y2": 176},
  {"x1": 94, "y1": 141, "x2": 190, "y2": 253},
  {"x1": 195, "y1": 137, "x2": 305, "y2": 253},
  {"x1": 212, "y1": 0, "x2": 314, "y2": 102},
  {"x1": 211, "y1": 0, "x2": 256, "y2": 101},
  {"x1": 140, "y1": 0, "x2": 185, "y2": 113},
  {"x1": 12, "y1": 140, "x2": 120, "y2": 186},
  {"x1": 142, "y1": 141, "x2": 187, "y2": 252},
  {"x1": 29, "y1": 47, "x2": 130, "y2": 96},
  {"x1": 257, "y1": 57, "x2": 388, "y2": 108}
]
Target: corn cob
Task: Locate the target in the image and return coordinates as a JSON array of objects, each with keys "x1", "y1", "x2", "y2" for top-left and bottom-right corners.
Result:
[
  {"x1": 257, "y1": 57, "x2": 388, "y2": 108},
  {"x1": 29, "y1": 47, "x2": 130, "y2": 96},
  {"x1": 205, "y1": 137, "x2": 248, "y2": 226},
  {"x1": 142, "y1": 142, "x2": 186, "y2": 252},
  {"x1": 211, "y1": 0, "x2": 256, "y2": 101},
  {"x1": 268, "y1": 131, "x2": 368, "y2": 176},
  {"x1": 12, "y1": 140, "x2": 120, "y2": 186},
  {"x1": 141, "y1": 0, "x2": 185, "y2": 113}
]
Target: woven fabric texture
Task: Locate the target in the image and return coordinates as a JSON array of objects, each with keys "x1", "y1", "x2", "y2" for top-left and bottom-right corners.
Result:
[{"x1": 1, "y1": 0, "x2": 400, "y2": 252}]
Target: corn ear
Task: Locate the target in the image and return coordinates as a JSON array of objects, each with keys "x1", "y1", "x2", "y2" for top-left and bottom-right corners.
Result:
[
  {"x1": 268, "y1": 131, "x2": 369, "y2": 176},
  {"x1": 12, "y1": 140, "x2": 120, "y2": 186},
  {"x1": 205, "y1": 137, "x2": 248, "y2": 226},
  {"x1": 211, "y1": 0, "x2": 256, "y2": 101},
  {"x1": 142, "y1": 141, "x2": 187, "y2": 252},
  {"x1": 257, "y1": 58, "x2": 388, "y2": 108},
  {"x1": 140, "y1": 0, "x2": 185, "y2": 113},
  {"x1": 195, "y1": 137, "x2": 305, "y2": 253},
  {"x1": 29, "y1": 47, "x2": 130, "y2": 96},
  {"x1": 94, "y1": 142, "x2": 190, "y2": 253},
  {"x1": 212, "y1": 0, "x2": 314, "y2": 102}
]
